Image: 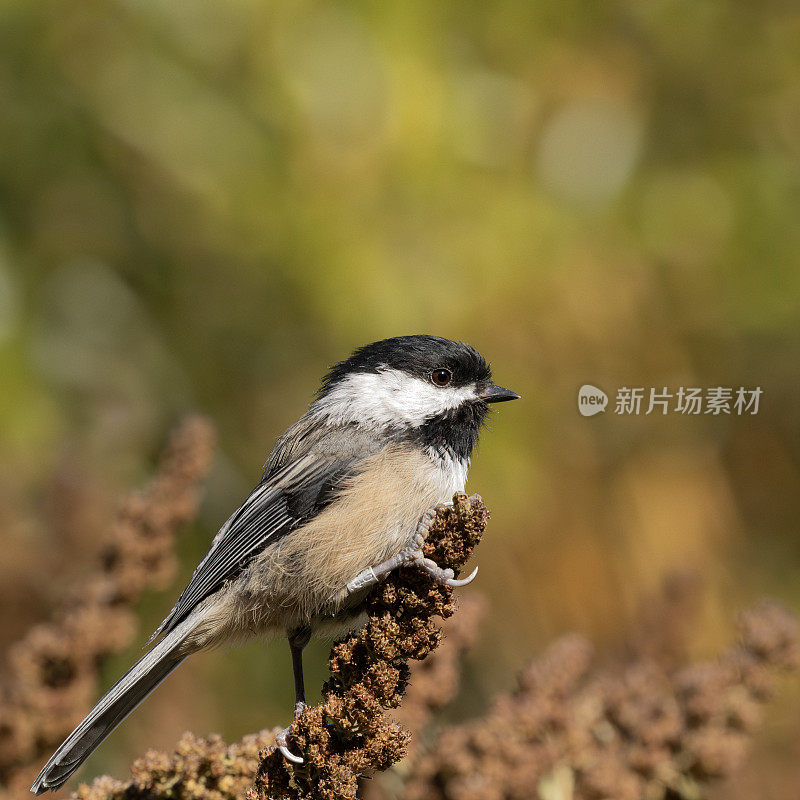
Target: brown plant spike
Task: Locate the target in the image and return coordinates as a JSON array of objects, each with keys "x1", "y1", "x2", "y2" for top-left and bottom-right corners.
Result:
[
  {"x1": 72, "y1": 730, "x2": 281, "y2": 800},
  {"x1": 0, "y1": 417, "x2": 216, "y2": 795},
  {"x1": 393, "y1": 592, "x2": 486, "y2": 756},
  {"x1": 360, "y1": 592, "x2": 487, "y2": 800},
  {"x1": 247, "y1": 492, "x2": 488, "y2": 800},
  {"x1": 402, "y1": 599, "x2": 800, "y2": 800}
]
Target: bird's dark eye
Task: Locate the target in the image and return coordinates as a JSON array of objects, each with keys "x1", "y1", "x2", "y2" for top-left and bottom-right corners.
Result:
[{"x1": 431, "y1": 369, "x2": 452, "y2": 387}]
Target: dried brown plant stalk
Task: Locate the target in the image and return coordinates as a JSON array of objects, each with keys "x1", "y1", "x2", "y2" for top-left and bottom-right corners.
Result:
[
  {"x1": 68, "y1": 597, "x2": 485, "y2": 800},
  {"x1": 0, "y1": 417, "x2": 216, "y2": 793},
  {"x1": 402, "y1": 598, "x2": 800, "y2": 800}
]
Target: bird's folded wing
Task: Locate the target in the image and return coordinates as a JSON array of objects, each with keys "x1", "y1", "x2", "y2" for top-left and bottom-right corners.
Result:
[{"x1": 148, "y1": 452, "x2": 354, "y2": 643}]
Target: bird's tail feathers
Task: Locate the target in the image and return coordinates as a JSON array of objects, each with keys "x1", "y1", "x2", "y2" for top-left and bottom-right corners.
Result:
[{"x1": 30, "y1": 608, "x2": 208, "y2": 795}]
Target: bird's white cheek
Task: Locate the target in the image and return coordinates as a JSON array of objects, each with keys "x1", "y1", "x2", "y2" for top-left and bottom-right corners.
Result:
[{"x1": 314, "y1": 369, "x2": 478, "y2": 428}]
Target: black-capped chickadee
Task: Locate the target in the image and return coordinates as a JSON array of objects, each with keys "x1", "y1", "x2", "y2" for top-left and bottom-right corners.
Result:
[{"x1": 32, "y1": 335, "x2": 519, "y2": 793}]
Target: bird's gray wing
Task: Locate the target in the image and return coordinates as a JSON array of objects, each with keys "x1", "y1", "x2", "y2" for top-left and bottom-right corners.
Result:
[{"x1": 151, "y1": 424, "x2": 382, "y2": 642}]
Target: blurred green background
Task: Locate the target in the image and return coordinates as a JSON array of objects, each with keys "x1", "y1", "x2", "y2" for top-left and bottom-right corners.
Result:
[{"x1": 2, "y1": 0, "x2": 800, "y2": 793}]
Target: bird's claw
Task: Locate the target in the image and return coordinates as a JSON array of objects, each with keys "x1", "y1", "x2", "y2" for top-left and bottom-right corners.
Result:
[
  {"x1": 445, "y1": 564, "x2": 479, "y2": 587},
  {"x1": 413, "y1": 554, "x2": 479, "y2": 587},
  {"x1": 275, "y1": 703, "x2": 306, "y2": 764},
  {"x1": 345, "y1": 502, "x2": 479, "y2": 595},
  {"x1": 407, "y1": 503, "x2": 479, "y2": 587},
  {"x1": 276, "y1": 734, "x2": 303, "y2": 764}
]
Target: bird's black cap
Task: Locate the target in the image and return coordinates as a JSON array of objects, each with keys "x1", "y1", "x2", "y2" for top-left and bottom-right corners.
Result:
[{"x1": 320, "y1": 335, "x2": 492, "y2": 396}]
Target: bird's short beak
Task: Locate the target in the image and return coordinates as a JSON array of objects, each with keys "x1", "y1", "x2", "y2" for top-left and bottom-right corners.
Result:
[{"x1": 479, "y1": 384, "x2": 521, "y2": 403}]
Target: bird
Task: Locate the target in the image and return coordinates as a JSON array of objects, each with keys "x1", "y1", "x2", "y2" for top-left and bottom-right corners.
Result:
[{"x1": 31, "y1": 334, "x2": 519, "y2": 793}]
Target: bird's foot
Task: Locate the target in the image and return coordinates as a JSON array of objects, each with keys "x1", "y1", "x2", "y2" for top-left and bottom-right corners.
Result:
[
  {"x1": 345, "y1": 504, "x2": 479, "y2": 594},
  {"x1": 275, "y1": 701, "x2": 306, "y2": 764}
]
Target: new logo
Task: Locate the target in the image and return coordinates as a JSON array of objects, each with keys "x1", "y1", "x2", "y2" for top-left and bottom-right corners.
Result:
[{"x1": 578, "y1": 384, "x2": 608, "y2": 416}]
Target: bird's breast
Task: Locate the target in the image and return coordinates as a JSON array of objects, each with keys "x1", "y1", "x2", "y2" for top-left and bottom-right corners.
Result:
[{"x1": 235, "y1": 444, "x2": 467, "y2": 628}]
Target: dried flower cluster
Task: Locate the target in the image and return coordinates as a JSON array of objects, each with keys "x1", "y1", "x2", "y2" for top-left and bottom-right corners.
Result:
[
  {"x1": 73, "y1": 730, "x2": 280, "y2": 800},
  {"x1": 0, "y1": 417, "x2": 216, "y2": 794},
  {"x1": 391, "y1": 593, "x2": 486, "y2": 757},
  {"x1": 402, "y1": 598, "x2": 800, "y2": 800},
  {"x1": 360, "y1": 592, "x2": 487, "y2": 800}
]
